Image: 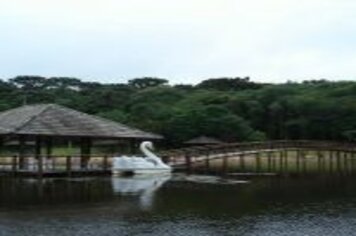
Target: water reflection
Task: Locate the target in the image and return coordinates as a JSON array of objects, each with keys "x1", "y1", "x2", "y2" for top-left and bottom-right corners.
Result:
[
  {"x1": 111, "y1": 175, "x2": 171, "y2": 210},
  {"x1": 172, "y1": 174, "x2": 249, "y2": 185},
  {"x1": 0, "y1": 174, "x2": 356, "y2": 235}
]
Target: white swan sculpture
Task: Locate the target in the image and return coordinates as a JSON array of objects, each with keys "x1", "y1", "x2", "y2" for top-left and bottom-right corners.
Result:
[{"x1": 112, "y1": 141, "x2": 172, "y2": 175}]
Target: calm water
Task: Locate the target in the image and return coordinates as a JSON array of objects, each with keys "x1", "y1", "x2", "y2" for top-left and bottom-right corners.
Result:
[{"x1": 0, "y1": 174, "x2": 356, "y2": 236}]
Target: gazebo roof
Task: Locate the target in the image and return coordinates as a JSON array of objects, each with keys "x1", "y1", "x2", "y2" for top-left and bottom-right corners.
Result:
[
  {"x1": 184, "y1": 136, "x2": 223, "y2": 145},
  {"x1": 0, "y1": 104, "x2": 162, "y2": 139}
]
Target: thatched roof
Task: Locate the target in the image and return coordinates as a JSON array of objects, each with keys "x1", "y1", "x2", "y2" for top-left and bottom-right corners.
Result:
[
  {"x1": 184, "y1": 136, "x2": 223, "y2": 145},
  {"x1": 0, "y1": 104, "x2": 162, "y2": 139}
]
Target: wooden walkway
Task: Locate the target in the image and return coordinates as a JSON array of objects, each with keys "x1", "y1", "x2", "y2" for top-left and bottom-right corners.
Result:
[{"x1": 161, "y1": 140, "x2": 356, "y2": 174}]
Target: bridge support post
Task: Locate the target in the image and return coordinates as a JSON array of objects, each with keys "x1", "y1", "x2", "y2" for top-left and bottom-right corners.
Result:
[
  {"x1": 205, "y1": 150, "x2": 210, "y2": 174},
  {"x1": 12, "y1": 155, "x2": 18, "y2": 176},
  {"x1": 329, "y1": 151, "x2": 334, "y2": 173},
  {"x1": 296, "y1": 149, "x2": 301, "y2": 173},
  {"x1": 272, "y1": 152, "x2": 276, "y2": 171},
  {"x1": 343, "y1": 152, "x2": 348, "y2": 174},
  {"x1": 317, "y1": 151, "x2": 323, "y2": 173},
  {"x1": 267, "y1": 152, "x2": 272, "y2": 172},
  {"x1": 279, "y1": 151, "x2": 283, "y2": 172},
  {"x1": 222, "y1": 155, "x2": 228, "y2": 175},
  {"x1": 283, "y1": 150, "x2": 288, "y2": 173},
  {"x1": 66, "y1": 156, "x2": 72, "y2": 177},
  {"x1": 256, "y1": 153, "x2": 261, "y2": 173},
  {"x1": 185, "y1": 152, "x2": 192, "y2": 174},
  {"x1": 352, "y1": 152, "x2": 356, "y2": 173},
  {"x1": 239, "y1": 154, "x2": 245, "y2": 172},
  {"x1": 336, "y1": 151, "x2": 341, "y2": 173},
  {"x1": 302, "y1": 150, "x2": 307, "y2": 173}
]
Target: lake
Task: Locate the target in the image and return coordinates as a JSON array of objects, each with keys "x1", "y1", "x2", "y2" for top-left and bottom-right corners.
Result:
[{"x1": 0, "y1": 174, "x2": 355, "y2": 236}]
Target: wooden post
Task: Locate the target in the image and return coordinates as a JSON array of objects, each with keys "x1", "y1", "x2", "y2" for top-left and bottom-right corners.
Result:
[
  {"x1": 302, "y1": 150, "x2": 307, "y2": 173},
  {"x1": 103, "y1": 155, "x2": 109, "y2": 171},
  {"x1": 66, "y1": 156, "x2": 72, "y2": 177},
  {"x1": 222, "y1": 155, "x2": 228, "y2": 175},
  {"x1": 205, "y1": 150, "x2": 210, "y2": 173},
  {"x1": 80, "y1": 138, "x2": 85, "y2": 169},
  {"x1": 267, "y1": 152, "x2": 272, "y2": 172},
  {"x1": 129, "y1": 139, "x2": 136, "y2": 154},
  {"x1": 284, "y1": 150, "x2": 288, "y2": 172},
  {"x1": 317, "y1": 151, "x2": 322, "y2": 172},
  {"x1": 80, "y1": 138, "x2": 92, "y2": 169},
  {"x1": 45, "y1": 137, "x2": 53, "y2": 170},
  {"x1": 352, "y1": 151, "x2": 356, "y2": 173},
  {"x1": 279, "y1": 151, "x2": 283, "y2": 172},
  {"x1": 329, "y1": 151, "x2": 334, "y2": 173},
  {"x1": 256, "y1": 152, "x2": 261, "y2": 173},
  {"x1": 272, "y1": 152, "x2": 276, "y2": 171},
  {"x1": 185, "y1": 152, "x2": 192, "y2": 173},
  {"x1": 35, "y1": 136, "x2": 42, "y2": 159},
  {"x1": 239, "y1": 153, "x2": 245, "y2": 172},
  {"x1": 12, "y1": 155, "x2": 18, "y2": 175},
  {"x1": 35, "y1": 136, "x2": 43, "y2": 178},
  {"x1": 18, "y1": 136, "x2": 25, "y2": 169},
  {"x1": 344, "y1": 152, "x2": 348, "y2": 174},
  {"x1": 322, "y1": 151, "x2": 326, "y2": 172},
  {"x1": 45, "y1": 137, "x2": 52, "y2": 158},
  {"x1": 37, "y1": 155, "x2": 43, "y2": 178},
  {"x1": 296, "y1": 150, "x2": 301, "y2": 173},
  {"x1": 336, "y1": 150, "x2": 341, "y2": 173}
]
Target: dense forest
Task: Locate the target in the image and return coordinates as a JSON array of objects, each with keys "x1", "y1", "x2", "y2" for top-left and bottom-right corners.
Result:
[{"x1": 0, "y1": 76, "x2": 355, "y2": 146}]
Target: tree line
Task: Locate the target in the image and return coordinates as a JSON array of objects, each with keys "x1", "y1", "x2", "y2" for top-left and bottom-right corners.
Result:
[{"x1": 0, "y1": 76, "x2": 355, "y2": 146}]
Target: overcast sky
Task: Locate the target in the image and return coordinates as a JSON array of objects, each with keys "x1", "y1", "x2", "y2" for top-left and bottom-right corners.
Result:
[{"x1": 0, "y1": 0, "x2": 356, "y2": 84}]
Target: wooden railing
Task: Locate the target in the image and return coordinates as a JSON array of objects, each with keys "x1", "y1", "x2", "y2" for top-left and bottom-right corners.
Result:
[
  {"x1": 162, "y1": 140, "x2": 356, "y2": 156},
  {"x1": 160, "y1": 140, "x2": 356, "y2": 170},
  {"x1": 1, "y1": 140, "x2": 356, "y2": 177},
  {"x1": 0, "y1": 154, "x2": 113, "y2": 177}
]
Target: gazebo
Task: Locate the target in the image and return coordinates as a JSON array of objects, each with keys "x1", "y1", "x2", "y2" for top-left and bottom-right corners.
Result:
[
  {"x1": 0, "y1": 103, "x2": 162, "y2": 176},
  {"x1": 184, "y1": 136, "x2": 223, "y2": 146}
]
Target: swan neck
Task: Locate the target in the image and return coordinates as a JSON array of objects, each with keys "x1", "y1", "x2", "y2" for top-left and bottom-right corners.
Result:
[{"x1": 140, "y1": 143, "x2": 157, "y2": 159}]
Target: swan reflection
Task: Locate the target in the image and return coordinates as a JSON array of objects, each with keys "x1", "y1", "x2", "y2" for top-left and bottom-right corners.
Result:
[{"x1": 111, "y1": 175, "x2": 171, "y2": 209}]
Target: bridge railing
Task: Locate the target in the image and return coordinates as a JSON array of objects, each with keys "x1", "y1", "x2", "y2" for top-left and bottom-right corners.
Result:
[
  {"x1": 160, "y1": 140, "x2": 356, "y2": 166},
  {"x1": 160, "y1": 140, "x2": 356, "y2": 173}
]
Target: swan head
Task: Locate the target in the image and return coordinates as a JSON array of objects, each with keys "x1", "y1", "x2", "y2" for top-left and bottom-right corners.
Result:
[{"x1": 140, "y1": 141, "x2": 154, "y2": 150}]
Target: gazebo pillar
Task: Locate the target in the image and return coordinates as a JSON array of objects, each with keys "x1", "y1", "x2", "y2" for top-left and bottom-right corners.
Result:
[
  {"x1": 45, "y1": 137, "x2": 53, "y2": 170},
  {"x1": 80, "y1": 137, "x2": 92, "y2": 169},
  {"x1": 35, "y1": 136, "x2": 43, "y2": 177},
  {"x1": 129, "y1": 139, "x2": 137, "y2": 154},
  {"x1": 45, "y1": 137, "x2": 53, "y2": 158},
  {"x1": 18, "y1": 136, "x2": 26, "y2": 169},
  {"x1": 35, "y1": 136, "x2": 42, "y2": 159}
]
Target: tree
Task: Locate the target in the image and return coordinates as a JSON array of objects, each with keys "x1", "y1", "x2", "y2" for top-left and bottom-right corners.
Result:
[
  {"x1": 128, "y1": 77, "x2": 168, "y2": 89},
  {"x1": 196, "y1": 77, "x2": 262, "y2": 91},
  {"x1": 9, "y1": 76, "x2": 47, "y2": 90}
]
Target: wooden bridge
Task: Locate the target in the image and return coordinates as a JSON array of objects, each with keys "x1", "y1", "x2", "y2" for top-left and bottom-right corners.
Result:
[
  {"x1": 161, "y1": 140, "x2": 356, "y2": 175},
  {"x1": 1, "y1": 140, "x2": 356, "y2": 178}
]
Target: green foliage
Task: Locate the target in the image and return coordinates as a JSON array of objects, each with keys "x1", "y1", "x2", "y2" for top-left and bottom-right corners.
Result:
[
  {"x1": 0, "y1": 76, "x2": 355, "y2": 147},
  {"x1": 128, "y1": 77, "x2": 168, "y2": 89},
  {"x1": 196, "y1": 77, "x2": 262, "y2": 91}
]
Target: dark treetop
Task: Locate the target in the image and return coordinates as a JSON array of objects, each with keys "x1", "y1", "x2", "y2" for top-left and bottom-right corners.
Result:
[{"x1": 184, "y1": 136, "x2": 223, "y2": 145}]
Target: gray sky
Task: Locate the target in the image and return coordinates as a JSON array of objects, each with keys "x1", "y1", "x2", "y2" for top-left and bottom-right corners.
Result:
[{"x1": 1, "y1": 0, "x2": 356, "y2": 84}]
